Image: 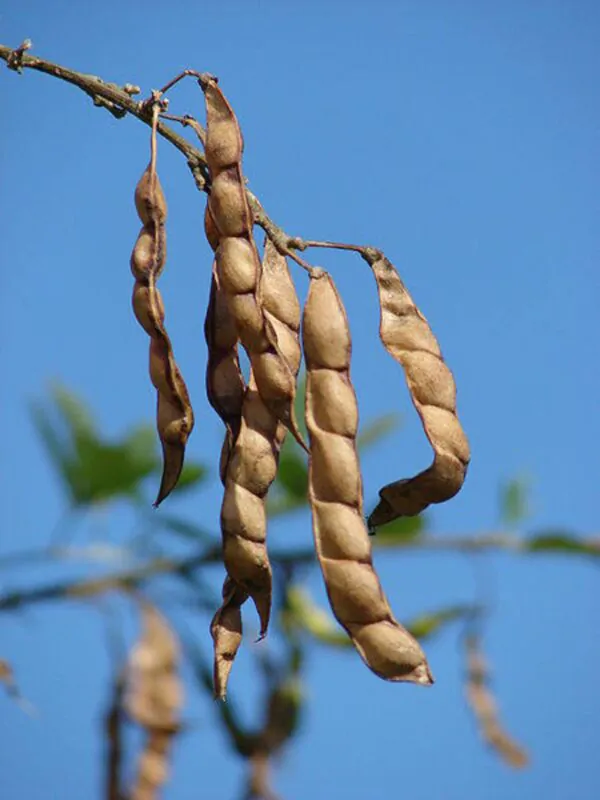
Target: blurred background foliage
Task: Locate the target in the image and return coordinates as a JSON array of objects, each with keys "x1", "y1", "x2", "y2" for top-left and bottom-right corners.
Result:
[{"x1": 2, "y1": 382, "x2": 597, "y2": 799}]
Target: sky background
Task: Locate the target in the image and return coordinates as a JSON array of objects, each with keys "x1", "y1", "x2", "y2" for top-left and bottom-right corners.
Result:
[{"x1": 1, "y1": 1, "x2": 599, "y2": 799}]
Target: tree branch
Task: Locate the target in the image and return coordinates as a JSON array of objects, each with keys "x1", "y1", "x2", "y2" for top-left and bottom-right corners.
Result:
[
  {"x1": 1, "y1": 531, "x2": 595, "y2": 614},
  {"x1": 0, "y1": 42, "x2": 209, "y2": 190}
]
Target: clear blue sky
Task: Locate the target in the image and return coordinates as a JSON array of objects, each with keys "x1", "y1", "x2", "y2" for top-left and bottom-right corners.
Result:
[{"x1": 1, "y1": 2, "x2": 599, "y2": 799}]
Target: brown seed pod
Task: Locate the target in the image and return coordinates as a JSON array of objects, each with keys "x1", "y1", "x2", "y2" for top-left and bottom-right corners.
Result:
[
  {"x1": 260, "y1": 238, "x2": 302, "y2": 375},
  {"x1": 464, "y1": 633, "x2": 528, "y2": 768},
  {"x1": 204, "y1": 266, "x2": 246, "y2": 483},
  {"x1": 303, "y1": 270, "x2": 433, "y2": 685},
  {"x1": 198, "y1": 73, "x2": 306, "y2": 450},
  {"x1": 210, "y1": 577, "x2": 245, "y2": 700},
  {"x1": 364, "y1": 252, "x2": 470, "y2": 529},
  {"x1": 130, "y1": 107, "x2": 194, "y2": 506},
  {"x1": 210, "y1": 241, "x2": 302, "y2": 697},
  {"x1": 126, "y1": 602, "x2": 182, "y2": 800}
]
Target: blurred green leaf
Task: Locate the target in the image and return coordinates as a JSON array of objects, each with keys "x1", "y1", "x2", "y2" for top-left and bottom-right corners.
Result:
[
  {"x1": 30, "y1": 400, "x2": 79, "y2": 497},
  {"x1": 284, "y1": 588, "x2": 472, "y2": 649},
  {"x1": 30, "y1": 385, "x2": 167, "y2": 506},
  {"x1": 526, "y1": 530, "x2": 600, "y2": 557},
  {"x1": 283, "y1": 587, "x2": 350, "y2": 647},
  {"x1": 73, "y1": 439, "x2": 155, "y2": 504},
  {"x1": 268, "y1": 442, "x2": 309, "y2": 516},
  {"x1": 122, "y1": 425, "x2": 159, "y2": 476},
  {"x1": 51, "y1": 382, "x2": 98, "y2": 442},
  {"x1": 371, "y1": 514, "x2": 426, "y2": 546},
  {"x1": 292, "y1": 374, "x2": 308, "y2": 442},
  {"x1": 267, "y1": 495, "x2": 308, "y2": 517},
  {"x1": 276, "y1": 450, "x2": 308, "y2": 500},
  {"x1": 406, "y1": 605, "x2": 472, "y2": 640},
  {"x1": 357, "y1": 413, "x2": 400, "y2": 451},
  {"x1": 169, "y1": 462, "x2": 208, "y2": 494},
  {"x1": 500, "y1": 476, "x2": 530, "y2": 526}
]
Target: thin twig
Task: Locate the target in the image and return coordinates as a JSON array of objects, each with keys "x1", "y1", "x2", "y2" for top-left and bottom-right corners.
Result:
[
  {"x1": 463, "y1": 624, "x2": 528, "y2": 768},
  {"x1": 0, "y1": 531, "x2": 595, "y2": 614},
  {"x1": 0, "y1": 43, "x2": 209, "y2": 190},
  {"x1": 1, "y1": 42, "x2": 381, "y2": 275}
]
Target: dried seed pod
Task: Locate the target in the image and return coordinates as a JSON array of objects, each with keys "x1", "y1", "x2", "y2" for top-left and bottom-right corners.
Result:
[
  {"x1": 220, "y1": 373, "x2": 284, "y2": 643},
  {"x1": 464, "y1": 633, "x2": 528, "y2": 768},
  {"x1": 211, "y1": 241, "x2": 302, "y2": 697},
  {"x1": 198, "y1": 73, "x2": 305, "y2": 450},
  {"x1": 126, "y1": 602, "x2": 182, "y2": 800},
  {"x1": 365, "y1": 252, "x2": 470, "y2": 529},
  {"x1": 204, "y1": 267, "x2": 246, "y2": 482},
  {"x1": 210, "y1": 578, "x2": 245, "y2": 700},
  {"x1": 303, "y1": 271, "x2": 433, "y2": 685},
  {"x1": 130, "y1": 110, "x2": 194, "y2": 506},
  {"x1": 260, "y1": 238, "x2": 302, "y2": 375}
]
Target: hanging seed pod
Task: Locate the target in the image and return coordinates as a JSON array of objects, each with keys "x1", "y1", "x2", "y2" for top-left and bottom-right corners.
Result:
[
  {"x1": 130, "y1": 103, "x2": 194, "y2": 506},
  {"x1": 364, "y1": 251, "x2": 470, "y2": 529},
  {"x1": 198, "y1": 73, "x2": 306, "y2": 450},
  {"x1": 212, "y1": 241, "x2": 302, "y2": 696},
  {"x1": 210, "y1": 578, "x2": 245, "y2": 700},
  {"x1": 303, "y1": 270, "x2": 433, "y2": 684},
  {"x1": 126, "y1": 602, "x2": 182, "y2": 800},
  {"x1": 204, "y1": 267, "x2": 246, "y2": 483}
]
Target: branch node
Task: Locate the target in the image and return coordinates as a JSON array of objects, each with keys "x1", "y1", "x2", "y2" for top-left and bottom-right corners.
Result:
[
  {"x1": 123, "y1": 83, "x2": 141, "y2": 96},
  {"x1": 6, "y1": 39, "x2": 32, "y2": 73}
]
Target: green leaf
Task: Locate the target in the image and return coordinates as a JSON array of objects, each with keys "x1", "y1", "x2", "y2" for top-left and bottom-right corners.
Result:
[
  {"x1": 284, "y1": 589, "x2": 471, "y2": 649},
  {"x1": 526, "y1": 530, "x2": 600, "y2": 558},
  {"x1": 357, "y1": 413, "x2": 400, "y2": 451},
  {"x1": 32, "y1": 386, "x2": 165, "y2": 506},
  {"x1": 122, "y1": 425, "x2": 159, "y2": 476},
  {"x1": 29, "y1": 400, "x2": 78, "y2": 498},
  {"x1": 50, "y1": 382, "x2": 98, "y2": 442},
  {"x1": 292, "y1": 374, "x2": 308, "y2": 442},
  {"x1": 73, "y1": 439, "x2": 152, "y2": 504},
  {"x1": 371, "y1": 514, "x2": 426, "y2": 546},
  {"x1": 406, "y1": 605, "x2": 472, "y2": 641},
  {"x1": 276, "y1": 449, "x2": 308, "y2": 500},
  {"x1": 169, "y1": 462, "x2": 208, "y2": 494},
  {"x1": 499, "y1": 476, "x2": 530, "y2": 526},
  {"x1": 283, "y1": 587, "x2": 350, "y2": 647}
]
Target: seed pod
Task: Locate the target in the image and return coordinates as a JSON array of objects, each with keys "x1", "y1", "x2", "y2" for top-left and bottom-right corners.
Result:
[
  {"x1": 126, "y1": 602, "x2": 182, "y2": 800},
  {"x1": 204, "y1": 267, "x2": 246, "y2": 482},
  {"x1": 303, "y1": 271, "x2": 433, "y2": 685},
  {"x1": 364, "y1": 253, "x2": 470, "y2": 529},
  {"x1": 260, "y1": 238, "x2": 302, "y2": 375},
  {"x1": 210, "y1": 578, "x2": 245, "y2": 700},
  {"x1": 211, "y1": 241, "x2": 302, "y2": 697},
  {"x1": 205, "y1": 269, "x2": 246, "y2": 698},
  {"x1": 130, "y1": 113, "x2": 194, "y2": 506},
  {"x1": 198, "y1": 73, "x2": 306, "y2": 450}
]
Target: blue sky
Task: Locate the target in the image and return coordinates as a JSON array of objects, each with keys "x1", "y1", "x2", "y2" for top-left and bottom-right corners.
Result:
[{"x1": 1, "y1": 2, "x2": 599, "y2": 799}]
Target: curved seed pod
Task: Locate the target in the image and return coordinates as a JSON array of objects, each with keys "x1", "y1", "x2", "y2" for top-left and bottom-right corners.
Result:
[
  {"x1": 364, "y1": 253, "x2": 470, "y2": 529},
  {"x1": 198, "y1": 73, "x2": 306, "y2": 451},
  {"x1": 126, "y1": 602, "x2": 182, "y2": 800},
  {"x1": 211, "y1": 241, "x2": 302, "y2": 697},
  {"x1": 220, "y1": 373, "x2": 279, "y2": 640},
  {"x1": 204, "y1": 267, "x2": 246, "y2": 482},
  {"x1": 260, "y1": 238, "x2": 302, "y2": 374},
  {"x1": 303, "y1": 271, "x2": 433, "y2": 685},
  {"x1": 210, "y1": 578, "x2": 245, "y2": 700},
  {"x1": 130, "y1": 117, "x2": 194, "y2": 506}
]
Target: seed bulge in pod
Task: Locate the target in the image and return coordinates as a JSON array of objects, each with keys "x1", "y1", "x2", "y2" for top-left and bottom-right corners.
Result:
[
  {"x1": 216, "y1": 237, "x2": 257, "y2": 295},
  {"x1": 208, "y1": 168, "x2": 250, "y2": 238}
]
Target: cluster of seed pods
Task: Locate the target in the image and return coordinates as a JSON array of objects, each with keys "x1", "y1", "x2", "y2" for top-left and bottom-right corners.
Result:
[{"x1": 129, "y1": 78, "x2": 469, "y2": 697}]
